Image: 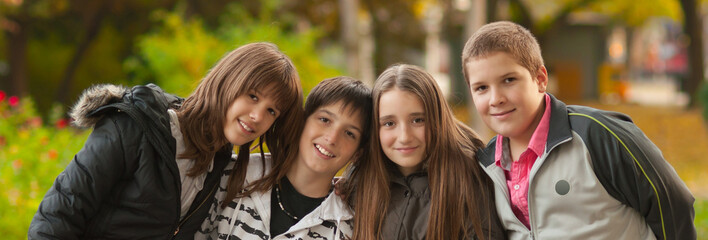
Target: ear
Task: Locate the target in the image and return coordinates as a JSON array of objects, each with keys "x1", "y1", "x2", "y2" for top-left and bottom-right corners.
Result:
[{"x1": 535, "y1": 66, "x2": 549, "y2": 93}]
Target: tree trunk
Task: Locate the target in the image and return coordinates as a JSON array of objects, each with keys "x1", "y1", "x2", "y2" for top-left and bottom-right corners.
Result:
[
  {"x1": 486, "y1": 0, "x2": 497, "y2": 22},
  {"x1": 55, "y1": 2, "x2": 108, "y2": 104},
  {"x1": 362, "y1": 0, "x2": 386, "y2": 75},
  {"x1": 679, "y1": 0, "x2": 704, "y2": 107},
  {"x1": 339, "y1": 0, "x2": 361, "y2": 81},
  {"x1": 5, "y1": 17, "x2": 28, "y2": 97}
]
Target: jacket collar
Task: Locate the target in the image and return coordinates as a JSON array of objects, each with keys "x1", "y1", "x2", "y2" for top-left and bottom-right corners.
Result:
[
  {"x1": 545, "y1": 93, "x2": 573, "y2": 154},
  {"x1": 246, "y1": 154, "x2": 353, "y2": 233},
  {"x1": 389, "y1": 169, "x2": 428, "y2": 195}
]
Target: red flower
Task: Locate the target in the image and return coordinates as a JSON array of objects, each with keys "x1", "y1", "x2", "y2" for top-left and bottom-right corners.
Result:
[
  {"x1": 0, "y1": 90, "x2": 5, "y2": 102},
  {"x1": 9, "y1": 96, "x2": 19, "y2": 106},
  {"x1": 0, "y1": 136, "x2": 5, "y2": 146},
  {"x1": 56, "y1": 118, "x2": 68, "y2": 129},
  {"x1": 48, "y1": 149, "x2": 58, "y2": 160}
]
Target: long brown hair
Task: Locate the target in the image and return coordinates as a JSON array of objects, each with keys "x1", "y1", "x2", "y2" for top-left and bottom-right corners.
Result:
[
  {"x1": 238, "y1": 76, "x2": 373, "y2": 200},
  {"x1": 176, "y1": 42, "x2": 304, "y2": 205},
  {"x1": 345, "y1": 64, "x2": 492, "y2": 239}
]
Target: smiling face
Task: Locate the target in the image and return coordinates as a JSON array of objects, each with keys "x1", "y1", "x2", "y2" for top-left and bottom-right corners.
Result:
[
  {"x1": 223, "y1": 87, "x2": 281, "y2": 146},
  {"x1": 465, "y1": 51, "x2": 547, "y2": 143},
  {"x1": 296, "y1": 101, "x2": 364, "y2": 177},
  {"x1": 378, "y1": 88, "x2": 426, "y2": 176}
]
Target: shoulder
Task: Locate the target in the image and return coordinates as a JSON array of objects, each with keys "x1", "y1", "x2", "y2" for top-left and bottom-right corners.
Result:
[
  {"x1": 566, "y1": 105, "x2": 643, "y2": 143},
  {"x1": 70, "y1": 84, "x2": 182, "y2": 129},
  {"x1": 89, "y1": 111, "x2": 145, "y2": 146},
  {"x1": 70, "y1": 84, "x2": 129, "y2": 128},
  {"x1": 567, "y1": 105, "x2": 633, "y2": 126},
  {"x1": 222, "y1": 153, "x2": 273, "y2": 183}
]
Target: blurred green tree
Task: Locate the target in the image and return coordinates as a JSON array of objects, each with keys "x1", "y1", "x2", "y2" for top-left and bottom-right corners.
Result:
[
  {"x1": 1, "y1": 0, "x2": 177, "y2": 116},
  {"x1": 126, "y1": 0, "x2": 342, "y2": 97}
]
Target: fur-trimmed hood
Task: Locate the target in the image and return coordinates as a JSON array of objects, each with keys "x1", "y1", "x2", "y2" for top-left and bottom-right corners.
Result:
[{"x1": 69, "y1": 84, "x2": 129, "y2": 128}]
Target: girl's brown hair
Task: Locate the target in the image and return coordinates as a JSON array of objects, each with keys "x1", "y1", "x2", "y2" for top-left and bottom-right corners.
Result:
[
  {"x1": 238, "y1": 76, "x2": 372, "y2": 199},
  {"x1": 175, "y1": 42, "x2": 304, "y2": 206},
  {"x1": 345, "y1": 64, "x2": 493, "y2": 239}
]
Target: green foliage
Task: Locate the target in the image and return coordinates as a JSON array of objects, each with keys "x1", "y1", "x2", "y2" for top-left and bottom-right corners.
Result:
[
  {"x1": 515, "y1": 0, "x2": 681, "y2": 33},
  {"x1": 125, "y1": 11, "x2": 225, "y2": 97},
  {"x1": 126, "y1": 0, "x2": 342, "y2": 98},
  {"x1": 0, "y1": 95, "x2": 89, "y2": 238},
  {"x1": 696, "y1": 199, "x2": 708, "y2": 238},
  {"x1": 26, "y1": 25, "x2": 129, "y2": 116},
  {"x1": 589, "y1": 0, "x2": 680, "y2": 26}
]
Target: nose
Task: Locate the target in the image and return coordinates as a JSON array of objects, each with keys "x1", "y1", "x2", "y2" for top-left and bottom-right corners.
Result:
[
  {"x1": 249, "y1": 108, "x2": 264, "y2": 123},
  {"x1": 397, "y1": 124, "x2": 412, "y2": 144},
  {"x1": 323, "y1": 128, "x2": 339, "y2": 146},
  {"x1": 489, "y1": 88, "x2": 506, "y2": 107}
]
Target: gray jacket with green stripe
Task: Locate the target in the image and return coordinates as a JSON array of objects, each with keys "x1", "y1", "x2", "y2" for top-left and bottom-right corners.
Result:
[{"x1": 477, "y1": 94, "x2": 695, "y2": 240}]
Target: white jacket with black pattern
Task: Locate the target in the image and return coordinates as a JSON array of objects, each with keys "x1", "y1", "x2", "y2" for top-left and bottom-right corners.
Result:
[{"x1": 196, "y1": 153, "x2": 353, "y2": 240}]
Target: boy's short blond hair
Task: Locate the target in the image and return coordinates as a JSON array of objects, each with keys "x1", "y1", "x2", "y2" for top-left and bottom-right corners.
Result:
[{"x1": 462, "y1": 21, "x2": 544, "y2": 85}]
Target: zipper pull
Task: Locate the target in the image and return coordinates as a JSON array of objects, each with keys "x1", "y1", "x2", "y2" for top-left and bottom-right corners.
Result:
[{"x1": 174, "y1": 226, "x2": 179, "y2": 236}]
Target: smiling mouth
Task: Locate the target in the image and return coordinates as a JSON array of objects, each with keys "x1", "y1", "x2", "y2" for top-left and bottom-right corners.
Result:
[
  {"x1": 239, "y1": 120, "x2": 254, "y2": 133},
  {"x1": 490, "y1": 109, "x2": 515, "y2": 117},
  {"x1": 395, "y1": 147, "x2": 417, "y2": 154},
  {"x1": 315, "y1": 144, "x2": 335, "y2": 157}
]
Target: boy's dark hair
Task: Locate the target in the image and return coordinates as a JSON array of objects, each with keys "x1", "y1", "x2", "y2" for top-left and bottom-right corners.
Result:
[
  {"x1": 305, "y1": 76, "x2": 373, "y2": 148},
  {"x1": 462, "y1": 21, "x2": 544, "y2": 85}
]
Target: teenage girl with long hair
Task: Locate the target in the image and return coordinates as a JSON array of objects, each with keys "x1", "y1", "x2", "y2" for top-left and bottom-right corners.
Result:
[
  {"x1": 343, "y1": 64, "x2": 506, "y2": 239},
  {"x1": 29, "y1": 42, "x2": 303, "y2": 239}
]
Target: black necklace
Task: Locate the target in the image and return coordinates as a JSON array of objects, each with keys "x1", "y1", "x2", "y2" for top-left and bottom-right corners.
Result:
[{"x1": 274, "y1": 183, "x2": 299, "y2": 220}]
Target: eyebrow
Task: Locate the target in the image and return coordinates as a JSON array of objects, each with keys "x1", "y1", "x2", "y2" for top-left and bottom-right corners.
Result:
[
  {"x1": 319, "y1": 109, "x2": 363, "y2": 133},
  {"x1": 409, "y1": 112, "x2": 425, "y2": 118},
  {"x1": 500, "y1": 71, "x2": 518, "y2": 79},
  {"x1": 379, "y1": 112, "x2": 425, "y2": 121}
]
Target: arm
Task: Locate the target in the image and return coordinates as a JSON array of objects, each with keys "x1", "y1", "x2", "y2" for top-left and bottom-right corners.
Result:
[
  {"x1": 572, "y1": 112, "x2": 696, "y2": 240},
  {"x1": 28, "y1": 114, "x2": 130, "y2": 239}
]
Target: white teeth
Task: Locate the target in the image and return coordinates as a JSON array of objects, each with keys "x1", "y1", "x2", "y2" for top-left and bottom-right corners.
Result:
[
  {"x1": 315, "y1": 144, "x2": 335, "y2": 157},
  {"x1": 239, "y1": 121, "x2": 253, "y2": 132}
]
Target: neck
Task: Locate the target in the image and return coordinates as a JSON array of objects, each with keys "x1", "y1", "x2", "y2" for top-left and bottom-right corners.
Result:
[
  {"x1": 508, "y1": 96, "x2": 546, "y2": 162},
  {"x1": 508, "y1": 136, "x2": 531, "y2": 162},
  {"x1": 398, "y1": 164, "x2": 422, "y2": 177},
  {"x1": 285, "y1": 158, "x2": 333, "y2": 198}
]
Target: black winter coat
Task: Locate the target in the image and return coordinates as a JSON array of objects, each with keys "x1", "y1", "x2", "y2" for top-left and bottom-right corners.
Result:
[{"x1": 28, "y1": 84, "x2": 231, "y2": 239}]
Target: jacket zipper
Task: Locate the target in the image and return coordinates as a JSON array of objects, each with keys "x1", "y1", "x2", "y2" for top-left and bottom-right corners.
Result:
[
  {"x1": 525, "y1": 137, "x2": 571, "y2": 238},
  {"x1": 172, "y1": 182, "x2": 219, "y2": 237}
]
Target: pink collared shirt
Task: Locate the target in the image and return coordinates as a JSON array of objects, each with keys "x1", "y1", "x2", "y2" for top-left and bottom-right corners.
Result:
[{"x1": 494, "y1": 94, "x2": 551, "y2": 229}]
